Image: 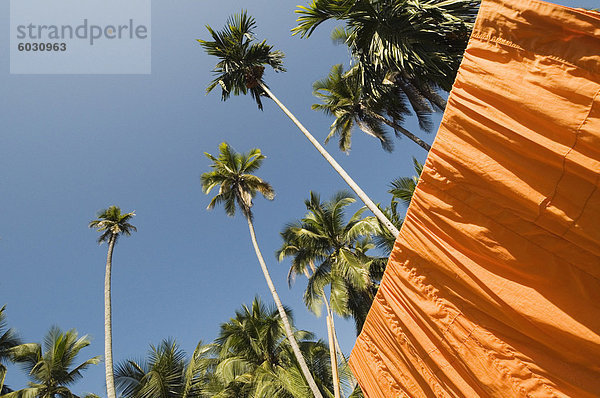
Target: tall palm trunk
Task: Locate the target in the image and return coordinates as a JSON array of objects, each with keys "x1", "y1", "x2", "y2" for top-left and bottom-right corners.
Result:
[
  {"x1": 325, "y1": 312, "x2": 341, "y2": 398},
  {"x1": 304, "y1": 265, "x2": 341, "y2": 398},
  {"x1": 328, "y1": 309, "x2": 358, "y2": 391},
  {"x1": 245, "y1": 215, "x2": 324, "y2": 398},
  {"x1": 104, "y1": 235, "x2": 117, "y2": 398},
  {"x1": 259, "y1": 83, "x2": 399, "y2": 238}
]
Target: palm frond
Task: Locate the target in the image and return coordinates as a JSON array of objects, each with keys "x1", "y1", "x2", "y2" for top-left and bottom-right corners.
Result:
[
  {"x1": 199, "y1": 11, "x2": 286, "y2": 110},
  {"x1": 9, "y1": 328, "x2": 98, "y2": 398},
  {"x1": 297, "y1": 0, "x2": 479, "y2": 120},
  {"x1": 89, "y1": 206, "x2": 136, "y2": 244},
  {"x1": 201, "y1": 142, "x2": 274, "y2": 220}
]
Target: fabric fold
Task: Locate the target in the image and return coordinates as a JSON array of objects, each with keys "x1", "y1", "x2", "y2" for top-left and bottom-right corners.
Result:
[{"x1": 350, "y1": 0, "x2": 600, "y2": 396}]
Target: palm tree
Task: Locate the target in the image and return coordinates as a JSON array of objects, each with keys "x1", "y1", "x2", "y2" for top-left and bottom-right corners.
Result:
[
  {"x1": 294, "y1": 0, "x2": 478, "y2": 104},
  {"x1": 277, "y1": 191, "x2": 382, "y2": 335},
  {"x1": 115, "y1": 339, "x2": 213, "y2": 398},
  {"x1": 0, "y1": 306, "x2": 20, "y2": 394},
  {"x1": 210, "y1": 298, "x2": 335, "y2": 398},
  {"x1": 312, "y1": 64, "x2": 431, "y2": 152},
  {"x1": 198, "y1": 12, "x2": 399, "y2": 238},
  {"x1": 201, "y1": 142, "x2": 324, "y2": 398},
  {"x1": 89, "y1": 206, "x2": 137, "y2": 398},
  {"x1": 276, "y1": 249, "x2": 345, "y2": 398},
  {"x1": 276, "y1": 191, "x2": 358, "y2": 398},
  {"x1": 333, "y1": 25, "x2": 438, "y2": 132},
  {"x1": 4, "y1": 327, "x2": 100, "y2": 398}
]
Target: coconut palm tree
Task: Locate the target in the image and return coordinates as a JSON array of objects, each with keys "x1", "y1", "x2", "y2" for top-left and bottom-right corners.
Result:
[
  {"x1": 198, "y1": 12, "x2": 399, "y2": 238},
  {"x1": 294, "y1": 0, "x2": 478, "y2": 105},
  {"x1": 312, "y1": 64, "x2": 431, "y2": 152},
  {"x1": 276, "y1": 245, "x2": 345, "y2": 398},
  {"x1": 89, "y1": 206, "x2": 136, "y2": 398},
  {"x1": 115, "y1": 339, "x2": 213, "y2": 398},
  {"x1": 4, "y1": 327, "x2": 100, "y2": 398},
  {"x1": 276, "y1": 191, "x2": 368, "y2": 398},
  {"x1": 0, "y1": 306, "x2": 20, "y2": 394},
  {"x1": 210, "y1": 298, "x2": 336, "y2": 398},
  {"x1": 201, "y1": 142, "x2": 324, "y2": 398},
  {"x1": 277, "y1": 191, "x2": 383, "y2": 334}
]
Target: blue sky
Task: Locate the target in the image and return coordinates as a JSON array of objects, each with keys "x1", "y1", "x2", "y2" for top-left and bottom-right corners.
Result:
[{"x1": 1, "y1": 0, "x2": 596, "y2": 396}]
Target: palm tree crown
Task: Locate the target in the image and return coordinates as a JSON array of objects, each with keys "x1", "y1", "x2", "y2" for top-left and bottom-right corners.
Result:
[
  {"x1": 294, "y1": 0, "x2": 478, "y2": 93},
  {"x1": 201, "y1": 142, "x2": 274, "y2": 220},
  {"x1": 210, "y1": 298, "x2": 334, "y2": 398},
  {"x1": 6, "y1": 327, "x2": 100, "y2": 398},
  {"x1": 312, "y1": 63, "x2": 433, "y2": 152},
  {"x1": 312, "y1": 64, "x2": 398, "y2": 152},
  {"x1": 88, "y1": 206, "x2": 137, "y2": 244},
  {"x1": 277, "y1": 191, "x2": 383, "y2": 332},
  {"x1": 198, "y1": 11, "x2": 285, "y2": 110},
  {"x1": 115, "y1": 339, "x2": 213, "y2": 398}
]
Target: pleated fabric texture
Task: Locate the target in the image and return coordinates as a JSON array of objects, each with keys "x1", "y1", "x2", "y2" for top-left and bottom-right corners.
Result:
[{"x1": 349, "y1": 0, "x2": 600, "y2": 396}]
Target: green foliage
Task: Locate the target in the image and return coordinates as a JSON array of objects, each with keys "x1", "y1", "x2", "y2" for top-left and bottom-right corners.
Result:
[
  {"x1": 313, "y1": 64, "x2": 406, "y2": 152},
  {"x1": 294, "y1": 0, "x2": 478, "y2": 93},
  {"x1": 4, "y1": 327, "x2": 100, "y2": 398},
  {"x1": 277, "y1": 191, "x2": 384, "y2": 333},
  {"x1": 88, "y1": 206, "x2": 137, "y2": 244},
  {"x1": 373, "y1": 157, "x2": 423, "y2": 254},
  {"x1": 0, "y1": 306, "x2": 21, "y2": 394},
  {"x1": 313, "y1": 63, "x2": 434, "y2": 152},
  {"x1": 115, "y1": 301, "x2": 347, "y2": 398},
  {"x1": 201, "y1": 142, "x2": 274, "y2": 220},
  {"x1": 389, "y1": 157, "x2": 423, "y2": 207},
  {"x1": 198, "y1": 11, "x2": 286, "y2": 110},
  {"x1": 208, "y1": 298, "x2": 335, "y2": 398},
  {"x1": 115, "y1": 340, "x2": 214, "y2": 398}
]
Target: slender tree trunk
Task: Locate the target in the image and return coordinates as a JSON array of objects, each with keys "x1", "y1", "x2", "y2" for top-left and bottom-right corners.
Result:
[
  {"x1": 362, "y1": 106, "x2": 431, "y2": 151},
  {"x1": 304, "y1": 265, "x2": 342, "y2": 398},
  {"x1": 329, "y1": 314, "x2": 359, "y2": 392},
  {"x1": 105, "y1": 235, "x2": 117, "y2": 398},
  {"x1": 306, "y1": 263, "x2": 355, "y2": 393},
  {"x1": 259, "y1": 82, "x2": 399, "y2": 238},
  {"x1": 305, "y1": 264, "x2": 357, "y2": 393},
  {"x1": 326, "y1": 313, "x2": 341, "y2": 398},
  {"x1": 245, "y1": 215, "x2": 324, "y2": 398}
]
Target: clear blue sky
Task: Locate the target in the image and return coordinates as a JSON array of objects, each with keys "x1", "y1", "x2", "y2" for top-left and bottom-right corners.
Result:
[{"x1": 1, "y1": 0, "x2": 595, "y2": 396}]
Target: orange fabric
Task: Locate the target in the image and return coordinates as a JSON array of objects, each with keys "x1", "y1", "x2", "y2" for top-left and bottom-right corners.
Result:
[{"x1": 349, "y1": 0, "x2": 600, "y2": 396}]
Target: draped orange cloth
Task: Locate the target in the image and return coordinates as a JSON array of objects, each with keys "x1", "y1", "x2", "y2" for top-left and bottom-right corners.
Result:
[{"x1": 349, "y1": 0, "x2": 600, "y2": 396}]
